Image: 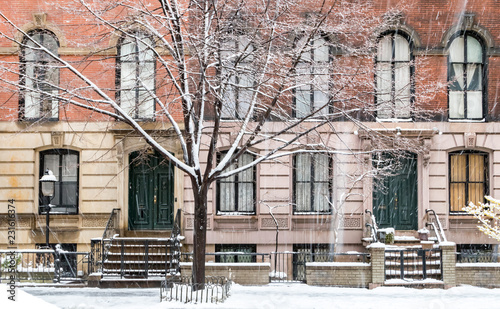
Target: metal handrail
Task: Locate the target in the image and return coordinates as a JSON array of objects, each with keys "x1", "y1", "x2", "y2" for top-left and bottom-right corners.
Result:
[
  {"x1": 365, "y1": 209, "x2": 379, "y2": 242},
  {"x1": 425, "y1": 209, "x2": 447, "y2": 243},
  {"x1": 103, "y1": 208, "x2": 121, "y2": 240}
]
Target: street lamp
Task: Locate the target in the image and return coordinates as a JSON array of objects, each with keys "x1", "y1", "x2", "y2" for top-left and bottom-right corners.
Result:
[{"x1": 39, "y1": 168, "x2": 57, "y2": 248}]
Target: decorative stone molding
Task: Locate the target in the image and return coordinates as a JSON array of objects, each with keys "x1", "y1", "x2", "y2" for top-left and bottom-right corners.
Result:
[
  {"x1": 51, "y1": 132, "x2": 64, "y2": 147},
  {"x1": 0, "y1": 215, "x2": 32, "y2": 228},
  {"x1": 33, "y1": 13, "x2": 47, "y2": 26},
  {"x1": 186, "y1": 216, "x2": 212, "y2": 230},
  {"x1": 340, "y1": 216, "x2": 362, "y2": 229},
  {"x1": 422, "y1": 138, "x2": 432, "y2": 166},
  {"x1": 292, "y1": 216, "x2": 332, "y2": 231},
  {"x1": 82, "y1": 215, "x2": 109, "y2": 228},
  {"x1": 440, "y1": 12, "x2": 494, "y2": 49},
  {"x1": 464, "y1": 133, "x2": 476, "y2": 149},
  {"x1": 260, "y1": 217, "x2": 289, "y2": 229},
  {"x1": 213, "y1": 216, "x2": 258, "y2": 231}
]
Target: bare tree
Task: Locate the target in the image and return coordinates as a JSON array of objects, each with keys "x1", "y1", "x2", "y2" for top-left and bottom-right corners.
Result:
[{"x1": 0, "y1": 0, "x2": 441, "y2": 287}]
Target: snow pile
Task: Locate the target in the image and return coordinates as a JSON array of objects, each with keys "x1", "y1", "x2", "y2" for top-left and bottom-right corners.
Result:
[{"x1": 0, "y1": 284, "x2": 58, "y2": 309}]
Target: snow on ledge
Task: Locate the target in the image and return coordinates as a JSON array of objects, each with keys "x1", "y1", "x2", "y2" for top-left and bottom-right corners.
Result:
[
  {"x1": 366, "y1": 242, "x2": 386, "y2": 248},
  {"x1": 456, "y1": 263, "x2": 500, "y2": 268},
  {"x1": 180, "y1": 262, "x2": 270, "y2": 267},
  {"x1": 306, "y1": 262, "x2": 370, "y2": 267}
]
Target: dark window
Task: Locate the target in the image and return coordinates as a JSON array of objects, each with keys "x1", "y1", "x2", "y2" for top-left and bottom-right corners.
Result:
[
  {"x1": 293, "y1": 153, "x2": 332, "y2": 213},
  {"x1": 39, "y1": 149, "x2": 79, "y2": 214},
  {"x1": 220, "y1": 35, "x2": 254, "y2": 119},
  {"x1": 449, "y1": 151, "x2": 488, "y2": 213},
  {"x1": 117, "y1": 32, "x2": 155, "y2": 119},
  {"x1": 294, "y1": 35, "x2": 330, "y2": 118},
  {"x1": 448, "y1": 32, "x2": 486, "y2": 120},
  {"x1": 215, "y1": 244, "x2": 256, "y2": 263},
  {"x1": 216, "y1": 152, "x2": 255, "y2": 214},
  {"x1": 21, "y1": 30, "x2": 59, "y2": 120},
  {"x1": 375, "y1": 32, "x2": 413, "y2": 119}
]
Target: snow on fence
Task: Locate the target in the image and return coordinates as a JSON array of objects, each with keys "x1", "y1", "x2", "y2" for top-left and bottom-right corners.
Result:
[
  {"x1": 160, "y1": 275, "x2": 231, "y2": 304},
  {"x1": 0, "y1": 249, "x2": 88, "y2": 283}
]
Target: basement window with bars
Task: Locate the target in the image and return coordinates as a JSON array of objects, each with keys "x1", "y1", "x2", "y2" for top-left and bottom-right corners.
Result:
[
  {"x1": 215, "y1": 244, "x2": 256, "y2": 263},
  {"x1": 449, "y1": 151, "x2": 488, "y2": 213}
]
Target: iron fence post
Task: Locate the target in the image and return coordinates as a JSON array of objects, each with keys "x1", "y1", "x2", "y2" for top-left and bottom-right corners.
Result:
[{"x1": 400, "y1": 251, "x2": 404, "y2": 280}]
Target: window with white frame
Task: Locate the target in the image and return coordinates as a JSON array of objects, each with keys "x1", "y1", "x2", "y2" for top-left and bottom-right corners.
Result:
[
  {"x1": 448, "y1": 33, "x2": 485, "y2": 120},
  {"x1": 220, "y1": 35, "x2": 254, "y2": 119},
  {"x1": 293, "y1": 153, "x2": 332, "y2": 213},
  {"x1": 21, "y1": 30, "x2": 59, "y2": 120},
  {"x1": 294, "y1": 35, "x2": 330, "y2": 118},
  {"x1": 217, "y1": 152, "x2": 255, "y2": 214},
  {"x1": 118, "y1": 32, "x2": 155, "y2": 119},
  {"x1": 375, "y1": 32, "x2": 412, "y2": 119},
  {"x1": 39, "y1": 149, "x2": 79, "y2": 214}
]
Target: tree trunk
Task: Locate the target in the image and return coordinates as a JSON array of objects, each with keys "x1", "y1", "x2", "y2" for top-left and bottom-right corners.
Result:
[{"x1": 192, "y1": 183, "x2": 208, "y2": 290}]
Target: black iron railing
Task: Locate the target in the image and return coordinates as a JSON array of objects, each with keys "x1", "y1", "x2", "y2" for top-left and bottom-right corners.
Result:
[
  {"x1": 385, "y1": 248, "x2": 442, "y2": 281},
  {"x1": 0, "y1": 249, "x2": 88, "y2": 283},
  {"x1": 161, "y1": 275, "x2": 231, "y2": 304}
]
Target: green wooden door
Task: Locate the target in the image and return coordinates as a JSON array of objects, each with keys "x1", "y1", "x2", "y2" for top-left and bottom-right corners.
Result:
[
  {"x1": 128, "y1": 151, "x2": 174, "y2": 230},
  {"x1": 373, "y1": 153, "x2": 418, "y2": 230}
]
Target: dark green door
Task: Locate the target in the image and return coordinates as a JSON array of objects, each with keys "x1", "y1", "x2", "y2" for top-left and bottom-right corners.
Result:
[
  {"x1": 373, "y1": 153, "x2": 418, "y2": 230},
  {"x1": 128, "y1": 151, "x2": 174, "y2": 230}
]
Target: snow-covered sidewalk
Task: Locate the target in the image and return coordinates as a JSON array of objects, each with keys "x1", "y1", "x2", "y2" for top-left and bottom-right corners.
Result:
[{"x1": 3, "y1": 283, "x2": 500, "y2": 309}]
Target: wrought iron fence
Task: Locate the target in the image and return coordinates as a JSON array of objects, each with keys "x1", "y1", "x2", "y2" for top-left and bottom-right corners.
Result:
[
  {"x1": 0, "y1": 249, "x2": 89, "y2": 283},
  {"x1": 384, "y1": 248, "x2": 442, "y2": 281},
  {"x1": 270, "y1": 251, "x2": 370, "y2": 282},
  {"x1": 457, "y1": 250, "x2": 500, "y2": 263},
  {"x1": 160, "y1": 275, "x2": 231, "y2": 304}
]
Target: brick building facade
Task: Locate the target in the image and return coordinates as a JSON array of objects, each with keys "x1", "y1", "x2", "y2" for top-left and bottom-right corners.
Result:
[{"x1": 0, "y1": 0, "x2": 500, "y2": 272}]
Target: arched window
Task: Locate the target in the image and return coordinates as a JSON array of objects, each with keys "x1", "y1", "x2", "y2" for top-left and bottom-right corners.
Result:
[
  {"x1": 117, "y1": 32, "x2": 155, "y2": 119},
  {"x1": 39, "y1": 149, "x2": 79, "y2": 214},
  {"x1": 220, "y1": 35, "x2": 254, "y2": 119},
  {"x1": 375, "y1": 32, "x2": 413, "y2": 119},
  {"x1": 21, "y1": 30, "x2": 59, "y2": 120},
  {"x1": 448, "y1": 32, "x2": 486, "y2": 120},
  {"x1": 294, "y1": 35, "x2": 330, "y2": 118}
]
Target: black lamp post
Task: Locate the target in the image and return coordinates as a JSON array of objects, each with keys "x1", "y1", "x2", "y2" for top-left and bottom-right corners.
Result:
[{"x1": 40, "y1": 168, "x2": 57, "y2": 248}]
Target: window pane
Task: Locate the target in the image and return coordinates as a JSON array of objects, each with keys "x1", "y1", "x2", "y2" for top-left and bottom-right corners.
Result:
[
  {"x1": 61, "y1": 182, "x2": 77, "y2": 205},
  {"x1": 466, "y1": 64, "x2": 482, "y2": 91},
  {"x1": 466, "y1": 36, "x2": 482, "y2": 63},
  {"x1": 313, "y1": 182, "x2": 329, "y2": 211},
  {"x1": 394, "y1": 63, "x2": 411, "y2": 118},
  {"x1": 219, "y1": 182, "x2": 235, "y2": 211},
  {"x1": 466, "y1": 91, "x2": 482, "y2": 119},
  {"x1": 138, "y1": 62, "x2": 155, "y2": 90},
  {"x1": 296, "y1": 154, "x2": 311, "y2": 181},
  {"x1": 451, "y1": 155, "x2": 466, "y2": 182},
  {"x1": 296, "y1": 183, "x2": 310, "y2": 212},
  {"x1": 394, "y1": 35, "x2": 410, "y2": 61},
  {"x1": 121, "y1": 61, "x2": 137, "y2": 89},
  {"x1": 449, "y1": 64, "x2": 464, "y2": 91},
  {"x1": 137, "y1": 90, "x2": 154, "y2": 119},
  {"x1": 313, "y1": 37, "x2": 329, "y2": 62},
  {"x1": 468, "y1": 154, "x2": 484, "y2": 182},
  {"x1": 221, "y1": 75, "x2": 236, "y2": 118},
  {"x1": 468, "y1": 183, "x2": 484, "y2": 205},
  {"x1": 449, "y1": 37, "x2": 464, "y2": 63},
  {"x1": 120, "y1": 90, "x2": 136, "y2": 116},
  {"x1": 62, "y1": 154, "x2": 78, "y2": 182},
  {"x1": 376, "y1": 62, "x2": 392, "y2": 118},
  {"x1": 238, "y1": 183, "x2": 253, "y2": 212},
  {"x1": 449, "y1": 91, "x2": 464, "y2": 118},
  {"x1": 450, "y1": 183, "x2": 466, "y2": 212},
  {"x1": 377, "y1": 36, "x2": 392, "y2": 62}
]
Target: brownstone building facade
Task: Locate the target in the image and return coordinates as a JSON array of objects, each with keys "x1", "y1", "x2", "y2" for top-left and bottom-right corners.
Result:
[{"x1": 0, "y1": 0, "x2": 499, "y2": 271}]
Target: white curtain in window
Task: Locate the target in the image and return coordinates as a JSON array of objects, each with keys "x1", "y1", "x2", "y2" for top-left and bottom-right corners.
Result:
[
  {"x1": 376, "y1": 62, "x2": 392, "y2": 118},
  {"x1": 220, "y1": 163, "x2": 236, "y2": 212},
  {"x1": 313, "y1": 154, "x2": 329, "y2": 212},
  {"x1": 394, "y1": 63, "x2": 411, "y2": 118},
  {"x1": 295, "y1": 154, "x2": 311, "y2": 212},
  {"x1": 238, "y1": 153, "x2": 254, "y2": 212}
]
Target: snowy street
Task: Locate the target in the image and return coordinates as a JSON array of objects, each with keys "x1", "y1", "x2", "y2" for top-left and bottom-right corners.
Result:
[{"x1": 2, "y1": 283, "x2": 500, "y2": 309}]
